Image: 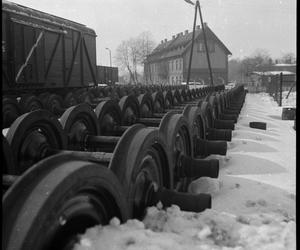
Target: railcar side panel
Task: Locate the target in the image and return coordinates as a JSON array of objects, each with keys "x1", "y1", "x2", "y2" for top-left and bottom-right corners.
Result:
[{"x1": 2, "y1": 1, "x2": 97, "y2": 94}]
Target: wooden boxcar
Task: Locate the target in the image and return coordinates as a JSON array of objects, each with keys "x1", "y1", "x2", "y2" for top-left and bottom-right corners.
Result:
[
  {"x1": 2, "y1": 0, "x2": 97, "y2": 95},
  {"x1": 97, "y1": 66, "x2": 119, "y2": 85}
]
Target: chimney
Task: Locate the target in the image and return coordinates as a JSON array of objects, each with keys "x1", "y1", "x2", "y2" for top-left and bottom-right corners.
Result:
[
  {"x1": 172, "y1": 35, "x2": 176, "y2": 39},
  {"x1": 196, "y1": 25, "x2": 200, "y2": 30},
  {"x1": 176, "y1": 33, "x2": 180, "y2": 37},
  {"x1": 181, "y1": 32, "x2": 183, "y2": 36},
  {"x1": 164, "y1": 38, "x2": 167, "y2": 42},
  {"x1": 185, "y1": 29, "x2": 188, "y2": 35},
  {"x1": 161, "y1": 40, "x2": 164, "y2": 44}
]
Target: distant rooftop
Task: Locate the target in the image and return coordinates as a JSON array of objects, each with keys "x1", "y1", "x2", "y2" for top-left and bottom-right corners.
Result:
[
  {"x1": 252, "y1": 71, "x2": 296, "y2": 76},
  {"x1": 146, "y1": 23, "x2": 231, "y2": 62},
  {"x1": 274, "y1": 63, "x2": 296, "y2": 67}
]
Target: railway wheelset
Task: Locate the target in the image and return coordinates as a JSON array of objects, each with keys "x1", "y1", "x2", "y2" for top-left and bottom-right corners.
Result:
[{"x1": 2, "y1": 84, "x2": 247, "y2": 250}]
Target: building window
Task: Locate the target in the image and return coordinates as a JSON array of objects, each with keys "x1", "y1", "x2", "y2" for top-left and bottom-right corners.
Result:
[
  {"x1": 197, "y1": 42, "x2": 215, "y2": 53},
  {"x1": 197, "y1": 42, "x2": 204, "y2": 52}
]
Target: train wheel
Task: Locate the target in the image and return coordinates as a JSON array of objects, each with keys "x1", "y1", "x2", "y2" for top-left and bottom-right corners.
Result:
[
  {"x1": 183, "y1": 105, "x2": 206, "y2": 156},
  {"x1": 185, "y1": 89, "x2": 192, "y2": 101},
  {"x1": 2, "y1": 135, "x2": 16, "y2": 175},
  {"x1": 59, "y1": 103, "x2": 99, "y2": 150},
  {"x1": 116, "y1": 86, "x2": 127, "y2": 98},
  {"x1": 3, "y1": 153, "x2": 129, "y2": 250},
  {"x1": 152, "y1": 91, "x2": 165, "y2": 113},
  {"x1": 2, "y1": 96, "x2": 20, "y2": 128},
  {"x1": 171, "y1": 89, "x2": 181, "y2": 105},
  {"x1": 178, "y1": 89, "x2": 187, "y2": 102},
  {"x1": 63, "y1": 92, "x2": 78, "y2": 108},
  {"x1": 109, "y1": 125, "x2": 172, "y2": 218},
  {"x1": 118, "y1": 95, "x2": 140, "y2": 125},
  {"x1": 200, "y1": 101, "x2": 214, "y2": 129},
  {"x1": 163, "y1": 90, "x2": 173, "y2": 109},
  {"x1": 94, "y1": 100, "x2": 122, "y2": 136},
  {"x1": 73, "y1": 89, "x2": 87, "y2": 103},
  {"x1": 159, "y1": 112, "x2": 192, "y2": 192},
  {"x1": 5, "y1": 110, "x2": 67, "y2": 174},
  {"x1": 45, "y1": 94, "x2": 65, "y2": 115},
  {"x1": 38, "y1": 92, "x2": 50, "y2": 106},
  {"x1": 138, "y1": 93, "x2": 154, "y2": 118},
  {"x1": 19, "y1": 94, "x2": 43, "y2": 113}
]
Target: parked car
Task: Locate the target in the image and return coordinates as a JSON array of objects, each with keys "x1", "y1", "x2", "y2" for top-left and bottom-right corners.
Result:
[
  {"x1": 183, "y1": 81, "x2": 208, "y2": 90},
  {"x1": 225, "y1": 82, "x2": 236, "y2": 89}
]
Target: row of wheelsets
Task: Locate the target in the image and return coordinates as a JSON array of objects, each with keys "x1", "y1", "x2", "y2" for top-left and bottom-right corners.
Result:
[
  {"x1": 2, "y1": 84, "x2": 247, "y2": 250},
  {"x1": 2, "y1": 84, "x2": 222, "y2": 128}
]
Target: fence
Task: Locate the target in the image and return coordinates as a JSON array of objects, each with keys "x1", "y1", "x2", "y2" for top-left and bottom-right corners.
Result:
[{"x1": 266, "y1": 73, "x2": 296, "y2": 107}]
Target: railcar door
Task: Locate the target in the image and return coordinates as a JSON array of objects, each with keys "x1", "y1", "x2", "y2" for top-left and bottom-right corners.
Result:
[{"x1": 11, "y1": 18, "x2": 45, "y2": 87}]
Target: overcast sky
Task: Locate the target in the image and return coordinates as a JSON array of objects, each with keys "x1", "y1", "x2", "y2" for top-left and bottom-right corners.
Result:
[{"x1": 9, "y1": 0, "x2": 296, "y2": 66}]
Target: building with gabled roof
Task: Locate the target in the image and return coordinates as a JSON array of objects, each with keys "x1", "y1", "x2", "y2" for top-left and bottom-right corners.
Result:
[{"x1": 144, "y1": 23, "x2": 232, "y2": 85}]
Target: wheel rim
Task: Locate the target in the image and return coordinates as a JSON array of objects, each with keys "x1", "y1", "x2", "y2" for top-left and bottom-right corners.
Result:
[
  {"x1": 2, "y1": 97, "x2": 20, "y2": 128},
  {"x1": 59, "y1": 104, "x2": 99, "y2": 150},
  {"x1": 159, "y1": 112, "x2": 192, "y2": 191},
  {"x1": 95, "y1": 100, "x2": 122, "y2": 136},
  {"x1": 64, "y1": 93, "x2": 77, "y2": 108},
  {"x1": 118, "y1": 95, "x2": 140, "y2": 125},
  {"x1": 152, "y1": 91, "x2": 165, "y2": 113},
  {"x1": 138, "y1": 93, "x2": 154, "y2": 118},
  {"x1": 5, "y1": 110, "x2": 67, "y2": 174},
  {"x1": 109, "y1": 125, "x2": 171, "y2": 218},
  {"x1": 19, "y1": 94, "x2": 43, "y2": 113}
]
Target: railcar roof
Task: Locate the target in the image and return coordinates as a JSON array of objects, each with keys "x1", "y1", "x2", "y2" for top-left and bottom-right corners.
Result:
[{"x1": 2, "y1": 0, "x2": 96, "y2": 35}]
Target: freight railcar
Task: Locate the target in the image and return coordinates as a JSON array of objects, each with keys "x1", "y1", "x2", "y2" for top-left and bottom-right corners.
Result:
[
  {"x1": 2, "y1": 0, "x2": 120, "y2": 128},
  {"x1": 2, "y1": 0, "x2": 97, "y2": 95},
  {"x1": 97, "y1": 66, "x2": 119, "y2": 85}
]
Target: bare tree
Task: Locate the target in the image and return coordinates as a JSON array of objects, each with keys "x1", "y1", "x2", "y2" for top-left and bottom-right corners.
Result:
[
  {"x1": 136, "y1": 31, "x2": 156, "y2": 64},
  {"x1": 115, "y1": 40, "x2": 136, "y2": 83},
  {"x1": 115, "y1": 32, "x2": 156, "y2": 84},
  {"x1": 279, "y1": 52, "x2": 296, "y2": 64},
  {"x1": 228, "y1": 49, "x2": 273, "y2": 83},
  {"x1": 251, "y1": 49, "x2": 272, "y2": 66}
]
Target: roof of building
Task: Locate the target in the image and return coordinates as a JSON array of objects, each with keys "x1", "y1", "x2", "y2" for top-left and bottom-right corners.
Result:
[{"x1": 146, "y1": 24, "x2": 231, "y2": 63}]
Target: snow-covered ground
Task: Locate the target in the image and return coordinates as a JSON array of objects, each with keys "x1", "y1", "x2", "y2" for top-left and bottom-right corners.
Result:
[
  {"x1": 281, "y1": 90, "x2": 296, "y2": 107},
  {"x1": 73, "y1": 92, "x2": 296, "y2": 250}
]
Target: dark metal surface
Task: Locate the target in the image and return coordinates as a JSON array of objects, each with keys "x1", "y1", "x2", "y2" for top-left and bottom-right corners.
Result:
[
  {"x1": 2, "y1": 96, "x2": 20, "y2": 128},
  {"x1": 3, "y1": 153, "x2": 129, "y2": 250},
  {"x1": 118, "y1": 95, "x2": 141, "y2": 125},
  {"x1": 109, "y1": 125, "x2": 172, "y2": 218},
  {"x1": 5, "y1": 109, "x2": 67, "y2": 174},
  {"x1": 59, "y1": 103, "x2": 99, "y2": 150}
]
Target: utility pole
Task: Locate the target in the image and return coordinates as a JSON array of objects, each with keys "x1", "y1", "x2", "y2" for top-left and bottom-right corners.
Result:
[
  {"x1": 279, "y1": 72, "x2": 283, "y2": 106},
  {"x1": 197, "y1": 2, "x2": 214, "y2": 86},
  {"x1": 185, "y1": 0, "x2": 214, "y2": 87},
  {"x1": 186, "y1": 1, "x2": 197, "y2": 86}
]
